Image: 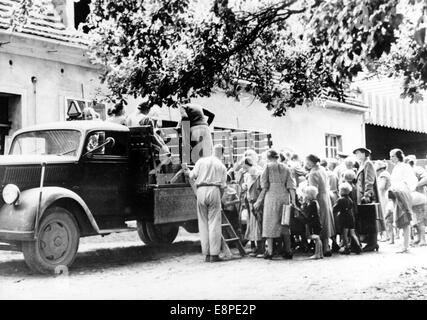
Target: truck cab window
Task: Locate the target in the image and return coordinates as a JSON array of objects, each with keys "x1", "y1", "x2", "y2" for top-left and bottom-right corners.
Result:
[
  {"x1": 85, "y1": 131, "x2": 128, "y2": 157},
  {"x1": 86, "y1": 131, "x2": 105, "y2": 155}
]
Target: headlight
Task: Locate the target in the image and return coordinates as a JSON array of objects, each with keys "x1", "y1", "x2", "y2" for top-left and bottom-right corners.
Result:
[{"x1": 2, "y1": 184, "x2": 20, "y2": 205}]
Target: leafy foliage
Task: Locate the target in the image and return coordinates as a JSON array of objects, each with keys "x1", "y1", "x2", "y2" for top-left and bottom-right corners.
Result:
[
  {"x1": 379, "y1": 0, "x2": 427, "y2": 102},
  {"x1": 84, "y1": 0, "x2": 417, "y2": 114}
]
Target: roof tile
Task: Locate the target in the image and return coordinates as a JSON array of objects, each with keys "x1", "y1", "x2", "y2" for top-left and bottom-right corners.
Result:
[{"x1": 0, "y1": 0, "x2": 87, "y2": 46}]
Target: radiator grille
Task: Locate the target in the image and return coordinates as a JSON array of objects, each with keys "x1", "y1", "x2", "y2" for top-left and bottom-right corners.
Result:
[{"x1": 2, "y1": 166, "x2": 70, "y2": 186}]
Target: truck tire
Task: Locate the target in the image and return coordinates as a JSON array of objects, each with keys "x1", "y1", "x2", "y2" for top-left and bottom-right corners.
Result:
[
  {"x1": 137, "y1": 221, "x2": 179, "y2": 245},
  {"x1": 183, "y1": 220, "x2": 199, "y2": 233},
  {"x1": 136, "y1": 220, "x2": 154, "y2": 245},
  {"x1": 22, "y1": 207, "x2": 80, "y2": 274},
  {"x1": 146, "y1": 222, "x2": 179, "y2": 244}
]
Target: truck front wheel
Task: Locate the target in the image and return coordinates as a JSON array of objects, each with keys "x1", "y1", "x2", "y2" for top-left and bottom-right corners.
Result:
[{"x1": 22, "y1": 207, "x2": 80, "y2": 274}]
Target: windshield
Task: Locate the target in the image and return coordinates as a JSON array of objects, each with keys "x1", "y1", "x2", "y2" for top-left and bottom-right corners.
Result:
[{"x1": 10, "y1": 130, "x2": 82, "y2": 156}]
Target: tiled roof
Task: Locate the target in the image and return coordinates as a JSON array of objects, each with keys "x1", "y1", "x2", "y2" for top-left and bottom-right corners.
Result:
[{"x1": 0, "y1": 0, "x2": 87, "y2": 46}]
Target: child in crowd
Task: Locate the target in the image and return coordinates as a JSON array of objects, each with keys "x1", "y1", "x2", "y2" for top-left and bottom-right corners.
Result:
[
  {"x1": 333, "y1": 183, "x2": 362, "y2": 254},
  {"x1": 343, "y1": 169, "x2": 357, "y2": 205},
  {"x1": 343, "y1": 169, "x2": 358, "y2": 240},
  {"x1": 302, "y1": 186, "x2": 323, "y2": 259}
]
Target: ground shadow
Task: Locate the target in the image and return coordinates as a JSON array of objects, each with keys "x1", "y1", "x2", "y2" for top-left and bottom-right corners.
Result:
[{"x1": 0, "y1": 240, "x2": 201, "y2": 278}]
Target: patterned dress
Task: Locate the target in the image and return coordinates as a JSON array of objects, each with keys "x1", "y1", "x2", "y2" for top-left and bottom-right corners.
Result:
[
  {"x1": 308, "y1": 165, "x2": 336, "y2": 240},
  {"x1": 261, "y1": 162, "x2": 296, "y2": 238}
]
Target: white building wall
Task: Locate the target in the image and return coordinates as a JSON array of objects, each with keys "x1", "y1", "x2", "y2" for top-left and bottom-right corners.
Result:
[{"x1": 127, "y1": 90, "x2": 366, "y2": 159}]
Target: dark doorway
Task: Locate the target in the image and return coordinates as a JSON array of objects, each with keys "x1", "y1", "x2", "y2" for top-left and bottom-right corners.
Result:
[
  {"x1": 365, "y1": 124, "x2": 427, "y2": 160},
  {"x1": 0, "y1": 96, "x2": 12, "y2": 154}
]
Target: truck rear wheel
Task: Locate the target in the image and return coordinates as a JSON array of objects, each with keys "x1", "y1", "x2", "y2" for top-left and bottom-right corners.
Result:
[
  {"x1": 137, "y1": 221, "x2": 179, "y2": 245},
  {"x1": 183, "y1": 220, "x2": 199, "y2": 233},
  {"x1": 136, "y1": 220, "x2": 154, "y2": 245},
  {"x1": 22, "y1": 207, "x2": 80, "y2": 274},
  {"x1": 146, "y1": 223, "x2": 179, "y2": 244}
]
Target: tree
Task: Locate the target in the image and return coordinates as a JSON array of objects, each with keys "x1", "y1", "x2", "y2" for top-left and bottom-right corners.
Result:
[
  {"x1": 82, "y1": 0, "x2": 420, "y2": 114},
  {"x1": 379, "y1": 0, "x2": 427, "y2": 102}
]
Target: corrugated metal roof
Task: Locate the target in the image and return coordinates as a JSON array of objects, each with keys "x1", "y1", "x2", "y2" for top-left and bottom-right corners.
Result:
[
  {"x1": 270, "y1": 72, "x2": 368, "y2": 110},
  {"x1": 0, "y1": 0, "x2": 87, "y2": 46},
  {"x1": 355, "y1": 78, "x2": 427, "y2": 134}
]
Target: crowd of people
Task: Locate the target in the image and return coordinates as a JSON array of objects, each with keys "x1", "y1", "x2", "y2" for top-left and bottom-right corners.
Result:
[
  {"x1": 192, "y1": 145, "x2": 427, "y2": 262},
  {"x1": 100, "y1": 101, "x2": 427, "y2": 262}
]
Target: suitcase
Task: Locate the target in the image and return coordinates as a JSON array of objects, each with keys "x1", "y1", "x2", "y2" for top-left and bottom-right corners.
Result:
[{"x1": 357, "y1": 203, "x2": 382, "y2": 235}]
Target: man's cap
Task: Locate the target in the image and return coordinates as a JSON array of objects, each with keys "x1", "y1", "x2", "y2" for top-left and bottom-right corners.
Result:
[{"x1": 352, "y1": 147, "x2": 371, "y2": 155}]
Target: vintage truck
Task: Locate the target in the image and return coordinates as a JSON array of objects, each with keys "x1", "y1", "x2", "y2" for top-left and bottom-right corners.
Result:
[{"x1": 0, "y1": 120, "x2": 271, "y2": 274}]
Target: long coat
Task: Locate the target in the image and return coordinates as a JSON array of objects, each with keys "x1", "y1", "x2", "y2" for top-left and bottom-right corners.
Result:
[
  {"x1": 356, "y1": 159, "x2": 385, "y2": 232},
  {"x1": 308, "y1": 165, "x2": 336, "y2": 240},
  {"x1": 355, "y1": 160, "x2": 378, "y2": 204}
]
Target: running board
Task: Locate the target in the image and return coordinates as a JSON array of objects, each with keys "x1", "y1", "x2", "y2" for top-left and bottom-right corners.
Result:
[
  {"x1": 98, "y1": 227, "x2": 137, "y2": 235},
  {"x1": 0, "y1": 242, "x2": 22, "y2": 252}
]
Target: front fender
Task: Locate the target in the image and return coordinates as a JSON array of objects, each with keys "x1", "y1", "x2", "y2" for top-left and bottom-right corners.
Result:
[{"x1": 0, "y1": 187, "x2": 99, "y2": 234}]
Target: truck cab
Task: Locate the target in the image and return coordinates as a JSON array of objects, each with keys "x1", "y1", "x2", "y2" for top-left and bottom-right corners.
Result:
[{"x1": 0, "y1": 120, "x2": 197, "y2": 273}]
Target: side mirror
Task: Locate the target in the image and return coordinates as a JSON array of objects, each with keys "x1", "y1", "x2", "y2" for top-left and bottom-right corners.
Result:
[{"x1": 83, "y1": 137, "x2": 115, "y2": 158}]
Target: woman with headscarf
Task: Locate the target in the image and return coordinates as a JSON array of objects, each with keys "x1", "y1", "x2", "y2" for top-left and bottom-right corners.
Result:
[
  {"x1": 389, "y1": 148, "x2": 418, "y2": 253},
  {"x1": 254, "y1": 149, "x2": 296, "y2": 259},
  {"x1": 306, "y1": 154, "x2": 336, "y2": 256}
]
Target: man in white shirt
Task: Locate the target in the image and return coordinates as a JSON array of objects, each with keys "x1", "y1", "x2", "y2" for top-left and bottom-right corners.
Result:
[{"x1": 183, "y1": 144, "x2": 227, "y2": 262}]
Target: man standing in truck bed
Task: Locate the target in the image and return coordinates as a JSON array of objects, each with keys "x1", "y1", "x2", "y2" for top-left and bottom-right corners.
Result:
[
  {"x1": 179, "y1": 103, "x2": 215, "y2": 162},
  {"x1": 183, "y1": 144, "x2": 227, "y2": 263}
]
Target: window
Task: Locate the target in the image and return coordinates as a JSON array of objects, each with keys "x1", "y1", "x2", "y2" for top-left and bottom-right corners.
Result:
[
  {"x1": 325, "y1": 134, "x2": 342, "y2": 158},
  {"x1": 10, "y1": 130, "x2": 81, "y2": 156},
  {"x1": 84, "y1": 131, "x2": 128, "y2": 157}
]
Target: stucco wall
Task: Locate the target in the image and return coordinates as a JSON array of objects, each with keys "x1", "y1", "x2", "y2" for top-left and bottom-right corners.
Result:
[
  {"x1": 0, "y1": 35, "x2": 105, "y2": 152},
  {"x1": 0, "y1": 39, "x2": 102, "y2": 127},
  {"x1": 126, "y1": 90, "x2": 366, "y2": 159}
]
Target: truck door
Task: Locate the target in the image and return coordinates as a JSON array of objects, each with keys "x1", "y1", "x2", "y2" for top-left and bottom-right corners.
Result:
[{"x1": 79, "y1": 130, "x2": 129, "y2": 221}]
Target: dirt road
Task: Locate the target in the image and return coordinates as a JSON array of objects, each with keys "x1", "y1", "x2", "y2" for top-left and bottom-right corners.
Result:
[{"x1": 0, "y1": 229, "x2": 426, "y2": 300}]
